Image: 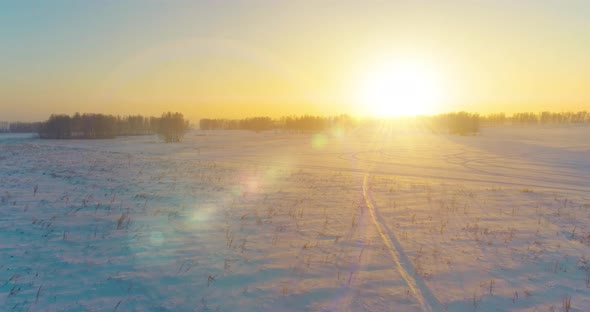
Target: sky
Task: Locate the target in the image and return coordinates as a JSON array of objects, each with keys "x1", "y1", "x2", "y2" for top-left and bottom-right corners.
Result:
[{"x1": 1, "y1": 0, "x2": 590, "y2": 121}]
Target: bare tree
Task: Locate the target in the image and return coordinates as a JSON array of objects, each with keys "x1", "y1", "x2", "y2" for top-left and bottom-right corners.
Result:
[{"x1": 157, "y1": 112, "x2": 190, "y2": 142}]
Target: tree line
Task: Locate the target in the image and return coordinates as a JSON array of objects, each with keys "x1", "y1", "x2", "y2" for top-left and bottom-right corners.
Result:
[
  {"x1": 420, "y1": 111, "x2": 590, "y2": 135},
  {"x1": 423, "y1": 112, "x2": 481, "y2": 135},
  {"x1": 198, "y1": 111, "x2": 590, "y2": 136},
  {"x1": 199, "y1": 115, "x2": 356, "y2": 132},
  {"x1": 3, "y1": 110, "x2": 588, "y2": 137},
  {"x1": 34, "y1": 112, "x2": 189, "y2": 142},
  {"x1": 1, "y1": 121, "x2": 44, "y2": 133},
  {"x1": 482, "y1": 111, "x2": 589, "y2": 125}
]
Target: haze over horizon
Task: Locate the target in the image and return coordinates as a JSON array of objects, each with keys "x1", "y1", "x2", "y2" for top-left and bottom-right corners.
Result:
[{"x1": 2, "y1": 1, "x2": 590, "y2": 122}]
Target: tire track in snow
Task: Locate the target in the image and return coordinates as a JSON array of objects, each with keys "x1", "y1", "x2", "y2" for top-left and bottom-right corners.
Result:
[{"x1": 362, "y1": 175, "x2": 443, "y2": 312}]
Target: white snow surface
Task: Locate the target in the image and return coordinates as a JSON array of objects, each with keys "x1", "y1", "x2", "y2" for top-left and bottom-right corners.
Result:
[{"x1": 1, "y1": 124, "x2": 590, "y2": 311}]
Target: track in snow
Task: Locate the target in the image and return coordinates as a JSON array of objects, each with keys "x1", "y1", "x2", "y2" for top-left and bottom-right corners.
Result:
[{"x1": 362, "y1": 175, "x2": 443, "y2": 312}]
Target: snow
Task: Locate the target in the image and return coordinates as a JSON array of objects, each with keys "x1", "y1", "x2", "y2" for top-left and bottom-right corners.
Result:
[{"x1": 1, "y1": 124, "x2": 589, "y2": 311}]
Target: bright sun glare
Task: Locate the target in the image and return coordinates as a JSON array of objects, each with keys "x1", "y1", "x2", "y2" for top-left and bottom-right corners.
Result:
[{"x1": 356, "y1": 59, "x2": 444, "y2": 117}]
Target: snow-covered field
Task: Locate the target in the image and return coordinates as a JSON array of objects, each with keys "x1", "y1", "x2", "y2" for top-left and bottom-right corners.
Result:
[{"x1": 1, "y1": 124, "x2": 589, "y2": 311}]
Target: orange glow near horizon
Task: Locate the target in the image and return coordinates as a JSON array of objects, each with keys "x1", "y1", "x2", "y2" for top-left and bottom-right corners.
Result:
[{"x1": 1, "y1": 2, "x2": 590, "y2": 121}]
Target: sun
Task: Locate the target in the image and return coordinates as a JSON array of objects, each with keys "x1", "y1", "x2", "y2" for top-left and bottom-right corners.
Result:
[{"x1": 356, "y1": 59, "x2": 444, "y2": 117}]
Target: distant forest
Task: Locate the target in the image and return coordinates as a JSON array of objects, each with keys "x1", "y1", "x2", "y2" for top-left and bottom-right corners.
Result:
[
  {"x1": 1, "y1": 121, "x2": 44, "y2": 133},
  {"x1": 479, "y1": 111, "x2": 590, "y2": 126},
  {"x1": 38, "y1": 113, "x2": 158, "y2": 139},
  {"x1": 2, "y1": 111, "x2": 589, "y2": 137},
  {"x1": 0, "y1": 112, "x2": 189, "y2": 141},
  {"x1": 200, "y1": 115, "x2": 356, "y2": 132},
  {"x1": 199, "y1": 113, "x2": 481, "y2": 134},
  {"x1": 199, "y1": 111, "x2": 590, "y2": 135}
]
